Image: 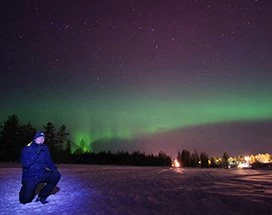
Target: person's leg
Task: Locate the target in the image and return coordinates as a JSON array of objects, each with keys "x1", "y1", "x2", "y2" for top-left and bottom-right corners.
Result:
[
  {"x1": 19, "y1": 180, "x2": 39, "y2": 204},
  {"x1": 38, "y1": 169, "x2": 61, "y2": 201}
]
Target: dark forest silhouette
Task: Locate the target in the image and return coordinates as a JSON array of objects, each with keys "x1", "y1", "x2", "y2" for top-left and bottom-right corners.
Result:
[
  {"x1": 0, "y1": 114, "x2": 172, "y2": 166},
  {"x1": 0, "y1": 114, "x2": 239, "y2": 168}
]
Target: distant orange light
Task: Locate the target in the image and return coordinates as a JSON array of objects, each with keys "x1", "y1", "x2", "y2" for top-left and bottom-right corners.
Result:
[
  {"x1": 172, "y1": 159, "x2": 180, "y2": 168},
  {"x1": 244, "y1": 156, "x2": 250, "y2": 162}
]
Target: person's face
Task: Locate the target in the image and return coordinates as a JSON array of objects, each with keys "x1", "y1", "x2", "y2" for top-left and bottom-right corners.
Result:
[{"x1": 35, "y1": 136, "x2": 45, "y2": 144}]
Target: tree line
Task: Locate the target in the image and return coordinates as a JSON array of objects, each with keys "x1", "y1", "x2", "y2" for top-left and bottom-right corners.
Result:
[
  {"x1": 0, "y1": 114, "x2": 171, "y2": 166},
  {"x1": 0, "y1": 114, "x2": 234, "y2": 168},
  {"x1": 72, "y1": 150, "x2": 171, "y2": 166},
  {"x1": 0, "y1": 114, "x2": 71, "y2": 163},
  {"x1": 177, "y1": 149, "x2": 230, "y2": 168}
]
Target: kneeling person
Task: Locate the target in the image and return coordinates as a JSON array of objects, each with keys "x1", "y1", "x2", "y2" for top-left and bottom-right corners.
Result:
[{"x1": 19, "y1": 131, "x2": 61, "y2": 204}]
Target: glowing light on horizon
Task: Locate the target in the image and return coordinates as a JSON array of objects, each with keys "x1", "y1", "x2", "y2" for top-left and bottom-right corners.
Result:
[
  {"x1": 237, "y1": 162, "x2": 251, "y2": 168},
  {"x1": 172, "y1": 159, "x2": 180, "y2": 168}
]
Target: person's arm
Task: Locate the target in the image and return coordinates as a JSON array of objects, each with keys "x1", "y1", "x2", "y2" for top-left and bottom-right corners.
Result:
[
  {"x1": 20, "y1": 145, "x2": 41, "y2": 168},
  {"x1": 45, "y1": 146, "x2": 57, "y2": 170}
]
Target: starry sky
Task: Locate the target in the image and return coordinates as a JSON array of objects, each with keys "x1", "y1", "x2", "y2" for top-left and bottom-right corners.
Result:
[{"x1": 1, "y1": 0, "x2": 272, "y2": 156}]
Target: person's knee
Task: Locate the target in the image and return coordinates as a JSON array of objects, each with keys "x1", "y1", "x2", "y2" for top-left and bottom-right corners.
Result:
[
  {"x1": 19, "y1": 192, "x2": 33, "y2": 204},
  {"x1": 52, "y1": 170, "x2": 61, "y2": 182}
]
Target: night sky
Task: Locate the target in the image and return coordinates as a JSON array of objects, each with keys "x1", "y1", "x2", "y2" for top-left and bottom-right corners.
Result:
[{"x1": 2, "y1": 0, "x2": 272, "y2": 156}]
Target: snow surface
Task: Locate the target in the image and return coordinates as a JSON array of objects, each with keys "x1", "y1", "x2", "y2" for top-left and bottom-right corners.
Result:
[{"x1": 0, "y1": 164, "x2": 271, "y2": 215}]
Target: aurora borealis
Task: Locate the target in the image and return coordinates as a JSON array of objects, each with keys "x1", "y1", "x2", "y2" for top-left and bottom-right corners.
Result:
[{"x1": 2, "y1": 0, "x2": 272, "y2": 156}]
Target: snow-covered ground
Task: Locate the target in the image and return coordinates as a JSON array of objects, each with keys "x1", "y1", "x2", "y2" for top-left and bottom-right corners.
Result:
[{"x1": 0, "y1": 164, "x2": 271, "y2": 215}]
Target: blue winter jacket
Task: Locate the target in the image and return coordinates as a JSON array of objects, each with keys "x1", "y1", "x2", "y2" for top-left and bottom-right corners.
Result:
[{"x1": 20, "y1": 141, "x2": 57, "y2": 181}]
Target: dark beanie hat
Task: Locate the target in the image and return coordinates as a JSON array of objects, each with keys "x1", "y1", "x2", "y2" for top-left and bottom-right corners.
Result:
[{"x1": 34, "y1": 131, "x2": 45, "y2": 140}]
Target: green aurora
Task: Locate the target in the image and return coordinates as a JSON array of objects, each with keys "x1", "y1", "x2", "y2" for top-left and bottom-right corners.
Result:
[{"x1": 2, "y1": 87, "x2": 272, "y2": 152}]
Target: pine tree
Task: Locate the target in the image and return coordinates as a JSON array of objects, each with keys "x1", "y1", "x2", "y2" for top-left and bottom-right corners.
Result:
[
  {"x1": 191, "y1": 150, "x2": 200, "y2": 167},
  {"x1": 222, "y1": 152, "x2": 229, "y2": 168},
  {"x1": 19, "y1": 122, "x2": 36, "y2": 145},
  {"x1": 0, "y1": 114, "x2": 21, "y2": 161},
  {"x1": 66, "y1": 139, "x2": 72, "y2": 154},
  {"x1": 74, "y1": 138, "x2": 86, "y2": 154},
  {"x1": 180, "y1": 149, "x2": 191, "y2": 167},
  {"x1": 200, "y1": 152, "x2": 209, "y2": 168},
  {"x1": 56, "y1": 125, "x2": 69, "y2": 152},
  {"x1": 43, "y1": 122, "x2": 56, "y2": 158}
]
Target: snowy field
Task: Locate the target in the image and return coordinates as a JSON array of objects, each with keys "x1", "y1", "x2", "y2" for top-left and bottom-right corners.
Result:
[{"x1": 0, "y1": 164, "x2": 271, "y2": 215}]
